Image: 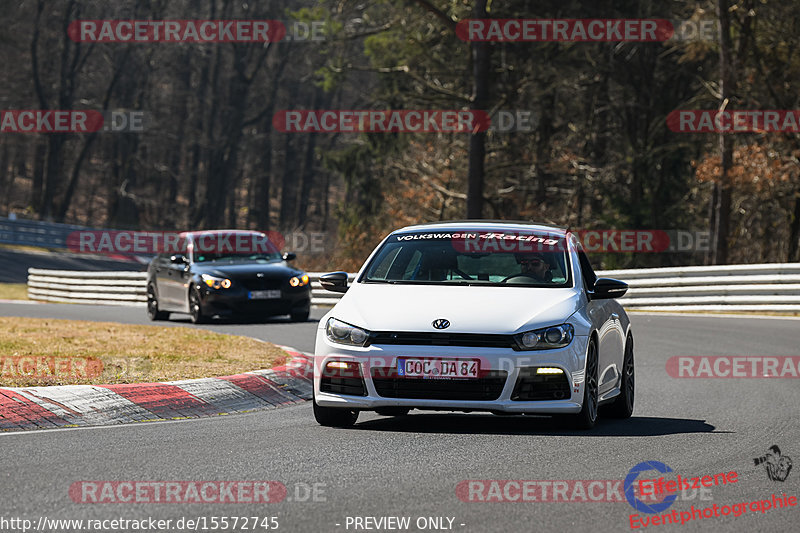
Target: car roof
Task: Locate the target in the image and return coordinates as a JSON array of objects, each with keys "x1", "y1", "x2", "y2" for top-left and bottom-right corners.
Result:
[
  {"x1": 179, "y1": 229, "x2": 266, "y2": 238},
  {"x1": 393, "y1": 220, "x2": 568, "y2": 236}
]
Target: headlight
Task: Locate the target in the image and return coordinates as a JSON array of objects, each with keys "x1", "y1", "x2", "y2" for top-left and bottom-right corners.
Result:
[
  {"x1": 289, "y1": 274, "x2": 310, "y2": 287},
  {"x1": 201, "y1": 274, "x2": 232, "y2": 289},
  {"x1": 514, "y1": 324, "x2": 574, "y2": 350},
  {"x1": 326, "y1": 318, "x2": 371, "y2": 347}
]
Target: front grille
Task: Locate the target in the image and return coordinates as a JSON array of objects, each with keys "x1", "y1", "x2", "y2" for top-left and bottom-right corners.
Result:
[
  {"x1": 239, "y1": 277, "x2": 284, "y2": 291},
  {"x1": 367, "y1": 331, "x2": 518, "y2": 350},
  {"x1": 511, "y1": 368, "x2": 571, "y2": 401},
  {"x1": 371, "y1": 368, "x2": 508, "y2": 400}
]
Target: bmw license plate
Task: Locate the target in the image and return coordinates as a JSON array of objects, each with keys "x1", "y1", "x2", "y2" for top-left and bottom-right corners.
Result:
[
  {"x1": 397, "y1": 358, "x2": 479, "y2": 379},
  {"x1": 248, "y1": 290, "x2": 281, "y2": 299}
]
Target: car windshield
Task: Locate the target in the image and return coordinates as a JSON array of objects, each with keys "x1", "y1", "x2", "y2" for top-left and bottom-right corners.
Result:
[
  {"x1": 190, "y1": 233, "x2": 282, "y2": 263},
  {"x1": 362, "y1": 230, "x2": 571, "y2": 287},
  {"x1": 193, "y1": 252, "x2": 282, "y2": 263}
]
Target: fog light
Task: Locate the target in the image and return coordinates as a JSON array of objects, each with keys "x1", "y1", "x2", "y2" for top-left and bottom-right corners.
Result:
[
  {"x1": 326, "y1": 361, "x2": 354, "y2": 370},
  {"x1": 536, "y1": 367, "x2": 564, "y2": 374}
]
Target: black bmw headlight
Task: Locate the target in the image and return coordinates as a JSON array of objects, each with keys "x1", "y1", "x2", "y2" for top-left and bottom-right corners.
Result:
[
  {"x1": 514, "y1": 324, "x2": 574, "y2": 350},
  {"x1": 289, "y1": 274, "x2": 310, "y2": 287},
  {"x1": 201, "y1": 273, "x2": 232, "y2": 289}
]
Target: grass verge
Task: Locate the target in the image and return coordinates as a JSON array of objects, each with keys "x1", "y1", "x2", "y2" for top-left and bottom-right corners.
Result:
[
  {"x1": 0, "y1": 317, "x2": 291, "y2": 387},
  {"x1": 0, "y1": 283, "x2": 28, "y2": 300}
]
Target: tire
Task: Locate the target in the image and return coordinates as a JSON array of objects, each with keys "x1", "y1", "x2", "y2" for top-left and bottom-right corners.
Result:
[
  {"x1": 189, "y1": 287, "x2": 207, "y2": 324},
  {"x1": 375, "y1": 407, "x2": 410, "y2": 417},
  {"x1": 604, "y1": 334, "x2": 634, "y2": 418},
  {"x1": 313, "y1": 396, "x2": 359, "y2": 427},
  {"x1": 570, "y1": 337, "x2": 599, "y2": 430},
  {"x1": 290, "y1": 308, "x2": 310, "y2": 322},
  {"x1": 146, "y1": 284, "x2": 169, "y2": 321}
]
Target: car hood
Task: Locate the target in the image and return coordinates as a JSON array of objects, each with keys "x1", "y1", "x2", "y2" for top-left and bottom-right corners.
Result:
[
  {"x1": 191, "y1": 262, "x2": 300, "y2": 278},
  {"x1": 328, "y1": 283, "x2": 583, "y2": 334}
]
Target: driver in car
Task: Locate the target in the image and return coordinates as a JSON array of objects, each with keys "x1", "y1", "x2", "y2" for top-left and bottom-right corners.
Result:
[{"x1": 514, "y1": 252, "x2": 552, "y2": 282}]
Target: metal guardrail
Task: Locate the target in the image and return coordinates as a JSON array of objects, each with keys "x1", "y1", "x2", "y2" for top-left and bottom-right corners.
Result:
[
  {"x1": 25, "y1": 269, "x2": 355, "y2": 307},
  {"x1": 27, "y1": 269, "x2": 148, "y2": 306},
  {"x1": 0, "y1": 217, "x2": 90, "y2": 249},
  {"x1": 598, "y1": 263, "x2": 800, "y2": 312},
  {"x1": 27, "y1": 265, "x2": 800, "y2": 312}
]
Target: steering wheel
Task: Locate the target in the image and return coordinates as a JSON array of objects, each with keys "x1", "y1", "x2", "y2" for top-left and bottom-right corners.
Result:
[{"x1": 500, "y1": 273, "x2": 542, "y2": 283}]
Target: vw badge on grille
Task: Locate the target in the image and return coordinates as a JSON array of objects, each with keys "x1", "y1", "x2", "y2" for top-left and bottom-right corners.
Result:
[{"x1": 432, "y1": 318, "x2": 450, "y2": 329}]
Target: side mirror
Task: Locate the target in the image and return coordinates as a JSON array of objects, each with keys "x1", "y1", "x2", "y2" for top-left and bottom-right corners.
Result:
[
  {"x1": 320, "y1": 271, "x2": 349, "y2": 293},
  {"x1": 170, "y1": 254, "x2": 188, "y2": 265},
  {"x1": 589, "y1": 278, "x2": 628, "y2": 300},
  {"x1": 282, "y1": 252, "x2": 297, "y2": 261}
]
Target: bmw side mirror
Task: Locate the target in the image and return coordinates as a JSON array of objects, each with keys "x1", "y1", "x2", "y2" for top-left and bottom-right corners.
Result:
[
  {"x1": 170, "y1": 254, "x2": 188, "y2": 264},
  {"x1": 320, "y1": 271, "x2": 349, "y2": 293},
  {"x1": 282, "y1": 252, "x2": 297, "y2": 261},
  {"x1": 589, "y1": 278, "x2": 628, "y2": 300}
]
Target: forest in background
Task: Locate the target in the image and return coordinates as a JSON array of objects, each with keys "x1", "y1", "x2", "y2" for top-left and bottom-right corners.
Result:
[{"x1": 1, "y1": 0, "x2": 798, "y2": 271}]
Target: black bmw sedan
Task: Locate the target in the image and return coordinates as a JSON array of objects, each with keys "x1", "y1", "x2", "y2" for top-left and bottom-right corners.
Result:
[{"x1": 146, "y1": 230, "x2": 311, "y2": 323}]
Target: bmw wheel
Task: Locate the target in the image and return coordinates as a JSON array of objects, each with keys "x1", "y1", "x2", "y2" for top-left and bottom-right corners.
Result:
[
  {"x1": 189, "y1": 287, "x2": 207, "y2": 324},
  {"x1": 604, "y1": 334, "x2": 634, "y2": 418},
  {"x1": 571, "y1": 338, "x2": 599, "y2": 429},
  {"x1": 146, "y1": 284, "x2": 169, "y2": 321}
]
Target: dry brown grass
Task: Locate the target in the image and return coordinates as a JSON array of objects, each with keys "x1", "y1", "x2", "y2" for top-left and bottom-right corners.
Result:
[
  {"x1": 0, "y1": 317, "x2": 290, "y2": 387},
  {"x1": 0, "y1": 284, "x2": 28, "y2": 300}
]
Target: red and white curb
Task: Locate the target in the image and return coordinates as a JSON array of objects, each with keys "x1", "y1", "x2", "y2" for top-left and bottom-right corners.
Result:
[{"x1": 0, "y1": 346, "x2": 312, "y2": 432}]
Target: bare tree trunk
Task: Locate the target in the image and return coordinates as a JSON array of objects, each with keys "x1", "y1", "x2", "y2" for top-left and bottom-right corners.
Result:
[
  {"x1": 30, "y1": 142, "x2": 45, "y2": 214},
  {"x1": 789, "y1": 190, "x2": 800, "y2": 262},
  {"x1": 296, "y1": 88, "x2": 324, "y2": 227},
  {"x1": 279, "y1": 135, "x2": 299, "y2": 228},
  {"x1": 466, "y1": 0, "x2": 489, "y2": 219},
  {"x1": 713, "y1": 0, "x2": 736, "y2": 264}
]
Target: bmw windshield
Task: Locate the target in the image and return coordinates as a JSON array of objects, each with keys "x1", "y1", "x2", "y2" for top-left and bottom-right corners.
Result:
[
  {"x1": 190, "y1": 233, "x2": 282, "y2": 263},
  {"x1": 361, "y1": 230, "x2": 572, "y2": 287}
]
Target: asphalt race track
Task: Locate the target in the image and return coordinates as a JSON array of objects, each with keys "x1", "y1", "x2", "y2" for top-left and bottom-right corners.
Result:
[{"x1": 1, "y1": 302, "x2": 798, "y2": 532}]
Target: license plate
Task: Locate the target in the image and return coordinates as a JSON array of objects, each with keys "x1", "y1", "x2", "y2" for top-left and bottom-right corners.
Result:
[
  {"x1": 248, "y1": 290, "x2": 281, "y2": 299},
  {"x1": 397, "y1": 358, "x2": 479, "y2": 379}
]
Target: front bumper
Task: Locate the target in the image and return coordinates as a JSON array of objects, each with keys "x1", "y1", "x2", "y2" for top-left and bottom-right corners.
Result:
[
  {"x1": 313, "y1": 328, "x2": 589, "y2": 414},
  {"x1": 199, "y1": 285, "x2": 310, "y2": 316}
]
